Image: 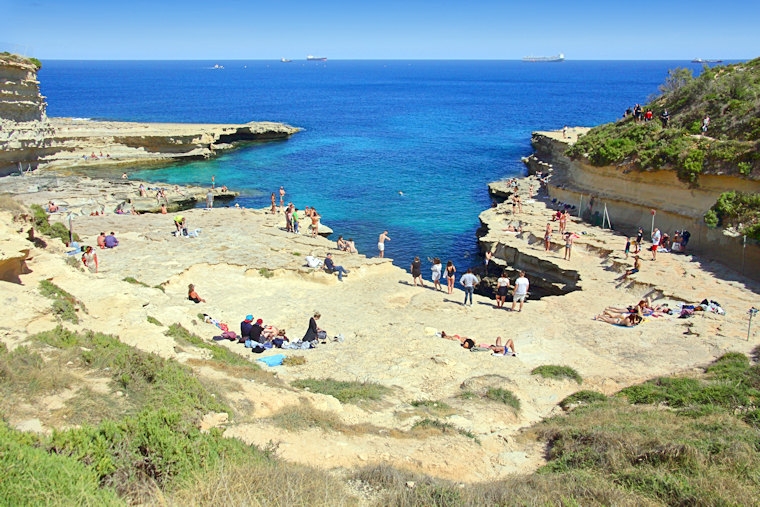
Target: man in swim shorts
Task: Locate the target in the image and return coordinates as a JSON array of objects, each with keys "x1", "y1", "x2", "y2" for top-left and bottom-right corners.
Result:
[
  {"x1": 511, "y1": 271, "x2": 529, "y2": 312},
  {"x1": 378, "y1": 230, "x2": 390, "y2": 258}
]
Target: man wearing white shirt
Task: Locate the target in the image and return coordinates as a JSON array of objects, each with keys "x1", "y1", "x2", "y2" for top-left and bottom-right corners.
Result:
[
  {"x1": 511, "y1": 271, "x2": 529, "y2": 312},
  {"x1": 459, "y1": 269, "x2": 479, "y2": 306}
]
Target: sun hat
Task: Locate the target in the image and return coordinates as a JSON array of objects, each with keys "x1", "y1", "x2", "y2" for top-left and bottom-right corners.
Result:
[{"x1": 245, "y1": 315, "x2": 253, "y2": 321}]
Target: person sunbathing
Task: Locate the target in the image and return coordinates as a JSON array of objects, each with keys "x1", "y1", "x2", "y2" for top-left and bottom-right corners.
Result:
[
  {"x1": 441, "y1": 331, "x2": 516, "y2": 355},
  {"x1": 594, "y1": 313, "x2": 642, "y2": 327}
]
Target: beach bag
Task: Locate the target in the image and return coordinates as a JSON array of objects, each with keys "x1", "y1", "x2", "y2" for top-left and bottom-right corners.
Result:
[
  {"x1": 317, "y1": 330, "x2": 328, "y2": 340},
  {"x1": 222, "y1": 330, "x2": 237, "y2": 341},
  {"x1": 251, "y1": 345, "x2": 266, "y2": 354}
]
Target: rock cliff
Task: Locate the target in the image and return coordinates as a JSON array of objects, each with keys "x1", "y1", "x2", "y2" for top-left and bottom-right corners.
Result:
[
  {"x1": 523, "y1": 129, "x2": 760, "y2": 280},
  {"x1": 0, "y1": 56, "x2": 300, "y2": 177}
]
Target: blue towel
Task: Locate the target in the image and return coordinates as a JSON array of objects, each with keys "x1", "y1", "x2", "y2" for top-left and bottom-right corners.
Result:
[{"x1": 257, "y1": 354, "x2": 285, "y2": 367}]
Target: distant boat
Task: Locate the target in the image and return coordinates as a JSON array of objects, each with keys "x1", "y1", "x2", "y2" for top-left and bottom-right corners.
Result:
[
  {"x1": 522, "y1": 53, "x2": 565, "y2": 62},
  {"x1": 281, "y1": 58, "x2": 292, "y2": 63},
  {"x1": 692, "y1": 58, "x2": 723, "y2": 64},
  {"x1": 306, "y1": 55, "x2": 327, "y2": 61},
  {"x1": 212, "y1": 64, "x2": 224, "y2": 69}
]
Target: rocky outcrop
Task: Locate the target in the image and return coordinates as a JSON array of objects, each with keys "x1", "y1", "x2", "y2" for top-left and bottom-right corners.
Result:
[
  {"x1": 525, "y1": 130, "x2": 760, "y2": 280},
  {"x1": 0, "y1": 57, "x2": 45, "y2": 122},
  {"x1": 0, "y1": 56, "x2": 300, "y2": 177}
]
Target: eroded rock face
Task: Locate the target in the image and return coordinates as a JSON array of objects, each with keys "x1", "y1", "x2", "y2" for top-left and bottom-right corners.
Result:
[{"x1": 0, "y1": 57, "x2": 48, "y2": 176}]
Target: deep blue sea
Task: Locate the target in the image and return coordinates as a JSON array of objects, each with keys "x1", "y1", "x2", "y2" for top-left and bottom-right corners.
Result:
[{"x1": 39, "y1": 60, "x2": 692, "y2": 271}]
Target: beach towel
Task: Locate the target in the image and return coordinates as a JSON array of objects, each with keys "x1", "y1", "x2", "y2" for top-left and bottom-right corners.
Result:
[{"x1": 257, "y1": 354, "x2": 285, "y2": 367}]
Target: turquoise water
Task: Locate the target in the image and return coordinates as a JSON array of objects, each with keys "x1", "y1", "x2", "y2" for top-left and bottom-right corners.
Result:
[{"x1": 39, "y1": 60, "x2": 688, "y2": 269}]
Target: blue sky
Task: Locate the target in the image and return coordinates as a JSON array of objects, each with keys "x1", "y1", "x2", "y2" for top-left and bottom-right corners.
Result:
[{"x1": 4, "y1": 0, "x2": 759, "y2": 60}]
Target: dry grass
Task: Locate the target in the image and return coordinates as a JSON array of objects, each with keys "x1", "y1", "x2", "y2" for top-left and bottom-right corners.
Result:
[{"x1": 164, "y1": 459, "x2": 359, "y2": 507}]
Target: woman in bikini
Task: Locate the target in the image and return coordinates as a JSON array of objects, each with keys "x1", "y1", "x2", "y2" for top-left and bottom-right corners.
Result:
[
  {"x1": 495, "y1": 270, "x2": 511, "y2": 308},
  {"x1": 445, "y1": 260, "x2": 456, "y2": 294}
]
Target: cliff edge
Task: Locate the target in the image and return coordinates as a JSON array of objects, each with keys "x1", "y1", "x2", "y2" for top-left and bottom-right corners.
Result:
[{"x1": 0, "y1": 55, "x2": 299, "y2": 176}]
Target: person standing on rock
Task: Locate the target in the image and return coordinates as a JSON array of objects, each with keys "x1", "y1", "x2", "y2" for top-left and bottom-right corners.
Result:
[
  {"x1": 544, "y1": 223, "x2": 553, "y2": 252},
  {"x1": 270, "y1": 192, "x2": 276, "y2": 214},
  {"x1": 279, "y1": 186, "x2": 286, "y2": 209},
  {"x1": 495, "y1": 270, "x2": 511, "y2": 308},
  {"x1": 635, "y1": 227, "x2": 644, "y2": 254},
  {"x1": 511, "y1": 271, "x2": 529, "y2": 312},
  {"x1": 651, "y1": 228, "x2": 661, "y2": 261},
  {"x1": 378, "y1": 231, "x2": 391, "y2": 258},
  {"x1": 411, "y1": 256, "x2": 424, "y2": 287},
  {"x1": 563, "y1": 232, "x2": 574, "y2": 260},
  {"x1": 211, "y1": 175, "x2": 215, "y2": 189},
  {"x1": 430, "y1": 257, "x2": 443, "y2": 291},
  {"x1": 206, "y1": 189, "x2": 214, "y2": 210},
  {"x1": 460, "y1": 269, "x2": 479, "y2": 306},
  {"x1": 445, "y1": 260, "x2": 456, "y2": 294}
]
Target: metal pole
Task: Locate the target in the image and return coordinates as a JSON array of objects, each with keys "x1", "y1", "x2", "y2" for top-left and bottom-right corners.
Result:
[
  {"x1": 68, "y1": 215, "x2": 73, "y2": 244},
  {"x1": 742, "y1": 235, "x2": 746, "y2": 275}
]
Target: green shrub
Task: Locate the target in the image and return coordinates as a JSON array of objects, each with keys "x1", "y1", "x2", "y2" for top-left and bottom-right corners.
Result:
[
  {"x1": 532, "y1": 365, "x2": 583, "y2": 384},
  {"x1": 559, "y1": 390, "x2": 608, "y2": 410},
  {"x1": 258, "y1": 268, "x2": 274, "y2": 278},
  {"x1": 166, "y1": 323, "x2": 257, "y2": 370},
  {"x1": 484, "y1": 388, "x2": 521, "y2": 410},
  {"x1": 411, "y1": 418, "x2": 478, "y2": 442},
  {"x1": 30, "y1": 204, "x2": 80, "y2": 245},
  {"x1": 291, "y1": 378, "x2": 390, "y2": 404},
  {"x1": 38, "y1": 280, "x2": 86, "y2": 323},
  {"x1": 146, "y1": 316, "x2": 163, "y2": 326},
  {"x1": 0, "y1": 421, "x2": 121, "y2": 506}
]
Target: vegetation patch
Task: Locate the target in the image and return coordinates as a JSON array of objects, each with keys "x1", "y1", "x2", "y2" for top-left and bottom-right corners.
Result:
[
  {"x1": 258, "y1": 268, "x2": 274, "y2": 278},
  {"x1": 291, "y1": 378, "x2": 390, "y2": 404},
  {"x1": 30, "y1": 204, "x2": 80, "y2": 245},
  {"x1": 268, "y1": 402, "x2": 344, "y2": 432},
  {"x1": 410, "y1": 399, "x2": 456, "y2": 417},
  {"x1": 38, "y1": 280, "x2": 86, "y2": 323},
  {"x1": 123, "y1": 276, "x2": 150, "y2": 287},
  {"x1": 281, "y1": 355, "x2": 306, "y2": 366},
  {"x1": 532, "y1": 365, "x2": 583, "y2": 384},
  {"x1": 411, "y1": 418, "x2": 479, "y2": 443},
  {"x1": 0, "y1": 326, "x2": 356, "y2": 506},
  {"x1": 166, "y1": 323, "x2": 259, "y2": 372},
  {"x1": 704, "y1": 190, "x2": 760, "y2": 241},
  {"x1": 559, "y1": 390, "x2": 608, "y2": 411},
  {"x1": 146, "y1": 315, "x2": 163, "y2": 326},
  {"x1": 484, "y1": 387, "x2": 521, "y2": 411},
  {"x1": 567, "y1": 59, "x2": 760, "y2": 191}
]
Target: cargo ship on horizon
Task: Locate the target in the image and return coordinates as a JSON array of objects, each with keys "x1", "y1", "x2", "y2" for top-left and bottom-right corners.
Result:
[
  {"x1": 306, "y1": 55, "x2": 327, "y2": 61},
  {"x1": 522, "y1": 53, "x2": 565, "y2": 62}
]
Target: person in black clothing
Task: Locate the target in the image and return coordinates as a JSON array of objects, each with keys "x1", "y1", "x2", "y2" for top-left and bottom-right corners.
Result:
[
  {"x1": 240, "y1": 315, "x2": 254, "y2": 342},
  {"x1": 250, "y1": 319, "x2": 265, "y2": 343},
  {"x1": 323, "y1": 253, "x2": 349, "y2": 281},
  {"x1": 660, "y1": 109, "x2": 670, "y2": 128},
  {"x1": 303, "y1": 312, "x2": 323, "y2": 342}
]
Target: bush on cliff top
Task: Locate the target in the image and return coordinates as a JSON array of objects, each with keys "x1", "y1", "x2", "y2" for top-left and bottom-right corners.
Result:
[
  {"x1": 567, "y1": 57, "x2": 760, "y2": 186},
  {"x1": 704, "y1": 190, "x2": 760, "y2": 240}
]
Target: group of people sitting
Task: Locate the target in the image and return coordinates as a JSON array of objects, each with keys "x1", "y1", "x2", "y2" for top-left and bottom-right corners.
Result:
[
  {"x1": 336, "y1": 235, "x2": 358, "y2": 253},
  {"x1": 220, "y1": 311, "x2": 329, "y2": 352},
  {"x1": 96, "y1": 231, "x2": 119, "y2": 249},
  {"x1": 440, "y1": 331, "x2": 517, "y2": 356}
]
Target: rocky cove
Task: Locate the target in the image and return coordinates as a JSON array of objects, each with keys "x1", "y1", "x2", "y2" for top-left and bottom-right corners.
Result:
[{"x1": 2, "y1": 55, "x2": 760, "y2": 499}]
